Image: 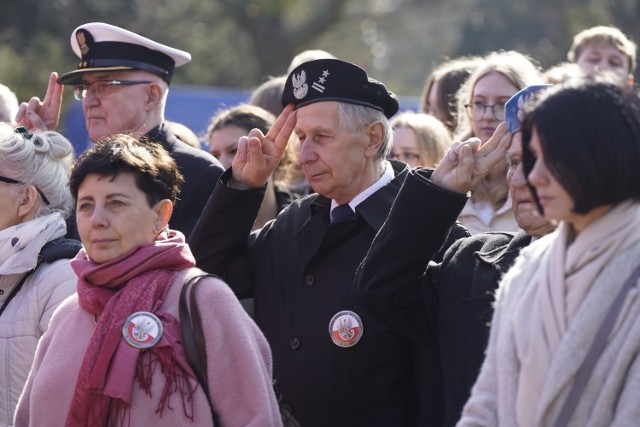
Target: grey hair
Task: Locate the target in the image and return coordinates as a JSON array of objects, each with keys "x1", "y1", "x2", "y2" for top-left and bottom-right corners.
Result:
[
  {"x1": 0, "y1": 84, "x2": 19, "y2": 124},
  {"x1": 0, "y1": 124, "x2": 74, "y2": 219},
  {"x1": 337, "y1": 103, "x2": 392, "y2": 159}
]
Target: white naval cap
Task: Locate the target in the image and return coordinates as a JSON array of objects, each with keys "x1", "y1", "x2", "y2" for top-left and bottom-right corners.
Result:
[{"x1": 59, "y1": 22, "x2": 191, "y2": 85}]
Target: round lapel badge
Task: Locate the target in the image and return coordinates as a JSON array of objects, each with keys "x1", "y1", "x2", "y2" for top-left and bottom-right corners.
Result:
[
  {"x1": 122, "y1": 311, "x2": 163, "y2": 349},
  {"x1": 329, "y1": 310, "x2": 363, "y2": 348}
]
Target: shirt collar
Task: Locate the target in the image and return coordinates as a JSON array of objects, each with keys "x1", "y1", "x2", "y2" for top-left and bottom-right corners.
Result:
[{"x1": 330, "y1": 161, "x2": 395, "y2": 211}]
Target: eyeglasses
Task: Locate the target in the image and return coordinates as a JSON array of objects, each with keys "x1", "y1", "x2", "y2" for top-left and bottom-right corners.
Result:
[
  {"x1": 464, "y1": 102, "x2": 506, "y2": 121},
  {"x1": 0, "y1": 175, "x2": 50, "y2": 205},
  {"x1": 73, "y1": 80, "x2": 152, "y2": 101},
  {"x1": 387, "y1": 152, "x2": 421, "y2": 162}
]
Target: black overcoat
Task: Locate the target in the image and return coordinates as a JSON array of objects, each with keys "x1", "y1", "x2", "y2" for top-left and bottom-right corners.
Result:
[
  {"x1": 354, "y1": 169, "x2": 533, "y2": 426},
  {"x1": 189, "y1": 163, "x2": 468, "y2": 426},
  {"x1": 146, "y1": 123, "x2": 224, "y2": 238}
]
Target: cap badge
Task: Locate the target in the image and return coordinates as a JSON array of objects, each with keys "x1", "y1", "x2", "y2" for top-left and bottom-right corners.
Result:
[
  {"x1": 329, "y1": 310, "x2": 363, "y2": 348},
  {"x1": 505, "y1": 84, "x2": 551, "y2": 134},
  {"x1": 292, "y1": 69, "x2": 309, "y2": 100},
  {"x1": 122, "y1": 311, "x2": 163, "y2": 349},
  {"x1": 76, "y1": 30, "x2": 89, "y2": 56},
  {"x1": 516, "y1": 92, "x2": 533, "y2": 124}
]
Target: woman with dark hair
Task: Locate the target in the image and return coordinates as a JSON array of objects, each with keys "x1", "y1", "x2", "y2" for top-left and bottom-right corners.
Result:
[
  {"x1": 458, "y1": 77, "x2": 640, "y2": 426},
  {"x1": 420, "y1": 56, "x2": 483, "y2": 132},
  {"x1": 206, "y1": 104, "x2": 295, "y2": 230},
  {"x1": 15, "y1": 135, "x2": 280, "y2": 426}
]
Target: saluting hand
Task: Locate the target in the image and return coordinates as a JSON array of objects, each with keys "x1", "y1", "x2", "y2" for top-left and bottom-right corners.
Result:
[
  {"x1": 431, "y1": 122, "x2": 511, "y2": 194},
  {"x1": 231, "y1": 103, "x2": 297, "y2": 188},
  {"x1": 15, "y1": 72, "x2": 63, "y2": 132}
]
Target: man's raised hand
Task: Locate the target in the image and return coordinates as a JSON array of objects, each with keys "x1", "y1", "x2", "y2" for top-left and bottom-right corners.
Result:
[
  {"x1": 231, "y1": 104, "x2": 297, "y2": 188},
  {"x1": 15, "y1": 72, "x2": 63, "y2": 132},
  {"x1": 431, "y1": 122, "x2": 511, "y2": 194}
]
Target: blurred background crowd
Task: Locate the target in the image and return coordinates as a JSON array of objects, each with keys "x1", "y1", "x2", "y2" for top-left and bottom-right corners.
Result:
[{"x1": 1, "y1": 0, "x2": 638, "y2": 148}]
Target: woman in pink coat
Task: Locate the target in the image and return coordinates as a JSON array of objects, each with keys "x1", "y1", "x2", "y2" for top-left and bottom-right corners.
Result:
[{"x1": 15, "y1": 135, "x2": 281, "y2": 426}]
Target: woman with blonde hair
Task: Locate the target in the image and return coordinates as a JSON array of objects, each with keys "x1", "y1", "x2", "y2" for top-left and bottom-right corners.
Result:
[
  {"x1": 389, "y1": 111, "x2": 452, "y2": 168},
  {"x1": 454, "y1": 50, "x2": 542, "y2": 234}
]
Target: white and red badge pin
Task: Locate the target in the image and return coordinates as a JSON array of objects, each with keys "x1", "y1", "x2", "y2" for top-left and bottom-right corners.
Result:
[
  {"x1": 122, "y1": 311, "x2": 163, "y2": 349},
  {"x1": 329, "y1": 310, "x2": 363, "y2": 348}
]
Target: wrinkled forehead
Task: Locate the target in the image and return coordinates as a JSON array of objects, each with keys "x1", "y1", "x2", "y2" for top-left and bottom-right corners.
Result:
[{"x1": 294, "y1": 101, "x2": 340, "y2": 129}]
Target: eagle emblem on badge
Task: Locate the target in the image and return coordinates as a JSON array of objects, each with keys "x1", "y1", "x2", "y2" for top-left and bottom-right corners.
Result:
[
  {"x1": 329, "y1": 310, "x2": 363, "y2": 348},
  {"x1": 77, "y1": 31, "x2": 89, "y2": 56},
  {"x1": 122, "y1": 311, "x2": 163, "y2": 349},
  {"x1": 292, "y1": 70, "x2": 309, "y2": 100},
  {"x1": 516, "y1": 92, "x2": 533, "y2": 124}
]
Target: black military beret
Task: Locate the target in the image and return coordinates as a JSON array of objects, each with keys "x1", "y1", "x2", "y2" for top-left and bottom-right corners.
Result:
[
  {"x1": 282, "y1": 59, "x2": 399, "y2": 118},
  {"x1": 59, "y1": 22, "x2": 191, "y2": 85}
]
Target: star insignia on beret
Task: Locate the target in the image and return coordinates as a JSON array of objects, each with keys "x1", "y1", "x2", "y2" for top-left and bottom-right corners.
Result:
[{"x1": 312, "y1": 70, "x2": 331, "y2": 94}]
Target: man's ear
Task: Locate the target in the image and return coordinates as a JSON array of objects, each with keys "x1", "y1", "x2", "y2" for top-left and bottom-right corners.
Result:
[
  {"x1": 17, "y1": 186, "x2": 39, "y2": 219},
  {"x1": 628, "y1": 73, "x2": 635, "y2": 88},
  {"x1": 364, "y1": 121, "x2": 385, "y2": 157},
  {"x1": 145, "y1": 83, "x2": 164, "y2": 111},
  {"x1": 153, "y1": 199, "x2": 173, "y2": 233}
]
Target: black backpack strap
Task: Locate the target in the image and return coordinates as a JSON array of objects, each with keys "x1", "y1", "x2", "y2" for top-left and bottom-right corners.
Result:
[
  {"x1": 0, "y1": 268, "x2": 37, "y2": 318},
  {"x1": 179, "y1": 274, "x2": 221, "y2": 426},
  {"x1": 39, "y1": 237, "x2": 82, "y2": 263},
  {"x1": 179, "y1": 273, "x2": 303, "y2": 427},
  {"x1": 1, "y1": 237, "x2": 80, "y2": 318}
]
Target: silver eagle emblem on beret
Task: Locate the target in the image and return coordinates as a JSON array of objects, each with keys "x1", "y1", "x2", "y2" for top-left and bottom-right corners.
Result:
[{"x1": 292, "y1": 70, "x2": 309, "y2": 100}]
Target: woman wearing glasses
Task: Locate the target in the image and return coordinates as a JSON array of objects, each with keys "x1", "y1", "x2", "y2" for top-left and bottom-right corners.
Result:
[
  {"x1": 0, "y1": 125, "x2": 78, "y2": 426},
  {"x1": 454, "y1": 51, "x2": 542, "y2": 234}
]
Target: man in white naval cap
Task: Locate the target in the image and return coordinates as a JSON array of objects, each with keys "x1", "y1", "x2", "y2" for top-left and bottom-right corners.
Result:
[{"x1": 16, "y1": 22, "x2": 224, "y2": 238}]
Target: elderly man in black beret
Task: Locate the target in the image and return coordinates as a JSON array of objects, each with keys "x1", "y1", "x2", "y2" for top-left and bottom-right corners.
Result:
[
  {"x1": 16, "y1": 22, "x2": 223, "y2": 238},
  {"x1": 188, "y1": 58, "x2": 511, "y2": 426}
]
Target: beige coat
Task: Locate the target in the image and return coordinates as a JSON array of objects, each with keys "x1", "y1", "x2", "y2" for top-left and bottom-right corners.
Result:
[
  {"x1": 458, "y1": 238, "x2": 640, "y2": 426},
  {"x1": 0, "y1": 259, "x2": 76, "y2": 427},
  {"x1": 458, "y1": 195, "x2": 520, "y2": 235}
]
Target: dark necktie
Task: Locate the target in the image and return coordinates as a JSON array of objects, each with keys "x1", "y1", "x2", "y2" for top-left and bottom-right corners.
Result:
[{"x1": 330, "y1": 204, "x2": 355, "y2": 224}]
